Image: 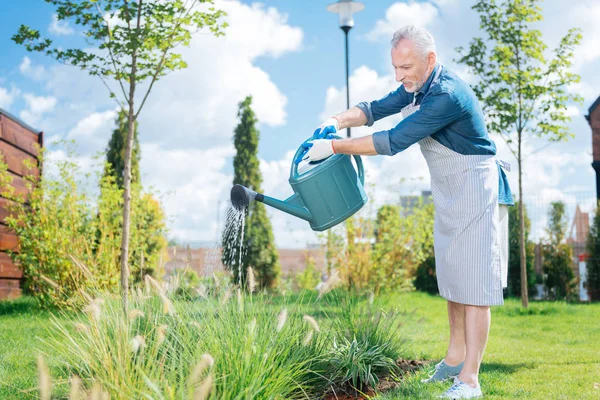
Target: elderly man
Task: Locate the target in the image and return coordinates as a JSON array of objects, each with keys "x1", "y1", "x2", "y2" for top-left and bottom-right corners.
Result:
[{"x1": 303, "y1": 26, "x2": 513, "y2": 399}]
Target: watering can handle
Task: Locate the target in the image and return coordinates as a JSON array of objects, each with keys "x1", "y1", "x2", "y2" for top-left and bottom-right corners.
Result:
[{"x1": 290, "y1": 139, "x2": 365, "y2": 185}]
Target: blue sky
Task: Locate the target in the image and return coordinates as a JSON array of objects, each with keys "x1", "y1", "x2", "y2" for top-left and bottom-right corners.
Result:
[{"x1": 1, "y1": 0, "x2": 599, "y2": 248}]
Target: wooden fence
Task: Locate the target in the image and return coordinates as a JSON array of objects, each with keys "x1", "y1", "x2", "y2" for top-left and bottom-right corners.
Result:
[{"x1": 0, "y1": 108, "x2": 43, "y2": 299}]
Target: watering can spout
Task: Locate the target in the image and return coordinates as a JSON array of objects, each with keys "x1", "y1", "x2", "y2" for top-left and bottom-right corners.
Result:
[{"x1": 230, "y1": 184, "x2": 312, "y2": 222}]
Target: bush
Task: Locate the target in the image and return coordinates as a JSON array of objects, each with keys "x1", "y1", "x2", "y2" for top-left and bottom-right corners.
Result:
[
  {"x1": 542, "y1": 201, "x2": 576, "y2": 301},
  {"x1": 0, "y1": 145, "x2": 167, "y2": 309},
  {"x1": 296, "y1": 255, "x2": 320, "y2": 291},
  {"x1": 324, "y1": 200, "x2": 435, "y2": 294},
  {"x1": 413, "y1": 255, "x2": 438, "y2": 294},
  {"x1": 38, "y1": 277, "x2": 409, "y2": 398},
  {"x1": 586, "y1": 207, "x2": 600, "y2": 301}
]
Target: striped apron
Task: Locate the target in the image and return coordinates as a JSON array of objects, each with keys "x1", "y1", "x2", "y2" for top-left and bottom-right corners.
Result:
[{"x1": 402, "y1": 68, "x2": 508, "y2": 306}]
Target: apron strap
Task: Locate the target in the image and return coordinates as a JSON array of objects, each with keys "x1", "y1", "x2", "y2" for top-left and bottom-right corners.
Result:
[{"x1": 496, "y1": 159, "x2": 511, "y2": 172}]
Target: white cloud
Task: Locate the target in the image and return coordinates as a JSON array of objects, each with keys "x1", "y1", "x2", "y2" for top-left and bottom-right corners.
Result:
[
  {"x1": 19, "y1": 57, "x2": 47, "y2": 81},
  {"x1": 65, "y1": 109, "x2": 118, "y2": 153},
  {"x1": 138, "y1": 0, "x2": 303, "y2": 149},
  {"x1": 365, "y1": 1, "x2": 439, "y2": 41},
  {"x1": 0, "y1": 87, "x2": 18, "y2": 109},
  {"x1": 49, "y1": 14, "x2": 74, "y2": 36},
  {"x1": 141, "y1": 143, "x2": 236, "y2": 244},
  {"x1": 19, "y1": 93, "x2": 57, "y2": 124},
  {"x1": 568, "y1": 1, "x2": 600, "y2": 68},
  {"x1": 565, "y1": 105, "x2": 581, "y2": 117},
  {"x1": 321, "y1": 65, "x2": 401, "y2": 136}
]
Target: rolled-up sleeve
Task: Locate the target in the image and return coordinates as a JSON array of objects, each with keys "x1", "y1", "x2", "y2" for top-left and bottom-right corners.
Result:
[
  {"x1": 373, "y1": 90, "x2": 462, "y2": 156},
  {"x1": 356, "y1": 87, "x2": 412, "y2": 127}
]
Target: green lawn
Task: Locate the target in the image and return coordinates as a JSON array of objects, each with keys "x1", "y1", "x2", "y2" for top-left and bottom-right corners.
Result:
[
  {"x1": 0, "y1": 292, "x2": 598, "y2": 399},
  {"x1": 378, "y1": 292, "x2": 600, "y2": 400}
]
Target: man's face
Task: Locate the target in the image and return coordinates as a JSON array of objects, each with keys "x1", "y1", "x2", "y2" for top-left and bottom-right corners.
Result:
[{"x1": 391, "y1": 39, "x2": 435, "y2": 93}]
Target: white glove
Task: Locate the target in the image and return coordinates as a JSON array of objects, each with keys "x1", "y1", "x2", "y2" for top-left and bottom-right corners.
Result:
[
  {"x1": 313, "y1": 117, "x2": 339, "y2": 139},
  {"x1": 305, "y1": 139, "x2": 336, "y2": 162}
]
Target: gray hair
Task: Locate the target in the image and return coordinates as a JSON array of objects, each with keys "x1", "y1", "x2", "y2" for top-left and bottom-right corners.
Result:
[{"x1": 390, "y1": 26, "x2": 436, "y2": 58}]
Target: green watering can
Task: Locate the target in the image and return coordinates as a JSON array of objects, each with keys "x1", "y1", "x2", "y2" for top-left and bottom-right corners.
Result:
[{"x1": 230, "y1": 138, "x2": 368, "y2": 231}]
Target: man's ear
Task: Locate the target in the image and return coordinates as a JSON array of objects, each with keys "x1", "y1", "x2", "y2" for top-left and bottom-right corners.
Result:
[{"x1": 428, "y1": 52, "x2": 437, "y2": 69}]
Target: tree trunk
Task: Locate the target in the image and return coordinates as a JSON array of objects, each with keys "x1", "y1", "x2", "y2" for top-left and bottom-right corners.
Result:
[{"x1": 518, "y1": 131, "x2": 529, "y2": 307}]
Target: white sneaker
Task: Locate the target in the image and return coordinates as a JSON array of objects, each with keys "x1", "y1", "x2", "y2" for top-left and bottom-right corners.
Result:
[{"x1": 438, "y1": 378, "x2": 483, "y2": 399}]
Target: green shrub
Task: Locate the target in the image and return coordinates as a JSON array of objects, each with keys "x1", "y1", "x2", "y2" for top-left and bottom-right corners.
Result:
[
  {"x1": 413, "y1": 255, "x2": 438, "y2": 294},
  {"x1": 542, "y1": 201, "x2": 576, "y2": 301},
  {"x1": 586, "y1": 207, "x2": 600, "y2": 301},
  {"x1": 42, "y1": 283, "x2": 332, "y2": 399},
  {"x1": 0, "y1": 145, "x2": 167, "y2": 309},
  {"x1": 296, "y1": 256, "x2": 320, "y2": 291},
  {"x1": 324, "y1": 200, "x2": 435, "y2": 294}
]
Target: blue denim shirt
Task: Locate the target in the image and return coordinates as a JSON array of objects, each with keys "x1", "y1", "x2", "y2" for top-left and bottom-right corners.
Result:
[{"x1": 356, "y1": 64, "x2": 514, "y2": 206}]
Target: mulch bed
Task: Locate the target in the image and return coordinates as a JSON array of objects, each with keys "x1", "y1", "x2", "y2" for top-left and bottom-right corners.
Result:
[{"x1": 322, "y1": 358, "x2": 430, "y2": 399}]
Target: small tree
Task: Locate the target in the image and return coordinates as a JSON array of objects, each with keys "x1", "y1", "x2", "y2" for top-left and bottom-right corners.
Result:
[
  {"x1": 586, "y1": 207, "x2": 600, "y2": 301},
  {"x1": 222, "y1": 96, "x2": 281, "y2": 289},
  {"x1": 543, "y1": 201, "x2": 575, "y2": 300},
  {"x1": 507, "y1": 201, "x2": 536, "y2": 298},
  {"x1": 456, "y1": 0, "x2": 582, "y2": 307},
  {"x1": 296, "y1": 256, "x2": 320, "y2": 291},
  {"x1": 13, "y1": 0, "x2": 226, "y2": 309}
]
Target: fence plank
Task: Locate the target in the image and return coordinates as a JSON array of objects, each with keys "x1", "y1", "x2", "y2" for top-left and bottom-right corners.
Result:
[
  {"x1": 0, "y1": 140, "x2": 39, "y2": 177},
  {"x1": 0, "y1": 225, "x2": 18, "y2": 251},
  {"x1": 0, "y1": 171, "x2": 31, "y2": 200},
  {"x1": 0, "y1": 253, "x2": 22, "y2": 279},
  {"x1": 0, "y1": 115, "x2": 41, "y2": 157}
]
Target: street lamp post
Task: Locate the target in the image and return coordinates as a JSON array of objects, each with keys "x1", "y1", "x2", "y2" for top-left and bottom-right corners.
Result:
[{"x1": 327, "y1": 0, "x2": 365, "y2": 138}]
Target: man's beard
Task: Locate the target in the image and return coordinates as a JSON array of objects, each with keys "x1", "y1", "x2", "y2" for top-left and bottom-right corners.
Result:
[{"x1": 404, "y1": 75, "x2": 427, "y2": 93}]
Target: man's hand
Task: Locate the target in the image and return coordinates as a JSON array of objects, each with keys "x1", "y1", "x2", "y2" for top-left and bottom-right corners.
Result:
[
  {"x1": 313, "y1": 117, "x2": 339, "y2": 139},
  {"x1": 304, "y1": 139, "x2": 336, "y2": 162}
]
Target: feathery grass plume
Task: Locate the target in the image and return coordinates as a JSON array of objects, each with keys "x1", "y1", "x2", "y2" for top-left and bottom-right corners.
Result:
[
  {"x1": 302, "y1": 329, "x2": 314, "y2": 346},
  {"x1": 173, "y1": 246, "x2": 177, "y2": 260},
  {"x1": 188, "y1": 353, "x2": 215, "y2": 387},
  {"x1": 131, "y1": 335, "x2": 146, "y2": 353},
  {"x1": 146, "y1": 275, "x2": 165, "y2": 295},
  {"x1": 83, "y1": 302, "x2": 101, "y2": 321},
  {"x1": 128, "y1": 309, "x2": 145, "y2": 320},
  {"x1": 191, "y1": 321, "x2": 202, "y2": 330},
  {"x1": 248, "y1": 317, "x2": 257, "y2": 336},
  {"x1": 156, "y1": 324, "x2": 168, "y2": 345},
  {"x1": 187, "y1": 244, "x2": 192, "y2": 266},
  {"x1": 74, "y1": 322, "x2": 89, "y2": 332},
  {"x1": 68, "y1": 255, "x2": 94, "y2": 281},
  {"x1": 303, "y1": 315, "x2": 320, "y2": 333},
  {"x1": 317, "y1": 270, "x2": 342, "y2": 299},
  {"x1": 78, "y1": 289, "x2": 93, "y2": 304},
  {"x1": 144, "y1": 274, "x2": 152, "y2": 296},
  {"x1": 40, "y1": 274, "x2": 60, "y2": 289},
  {"x1": 237, "y1": 288, "x2": 243, "y2": 312},
  {"x1": 134, "y1": 287, "x2": 149, "y2": 299},
  {"x1": 69, "y1": 375, "x2": 81, "y2": 400},
  {"x1": 369, "y1": 292, "x2": 375, "y2": 306},
  {"x1": 220, "y1": 286, "x2": 232, "y2": 305},
  {"x1": 89, "y1": 381, "x2": 102, "y2": 400},
  {"x1": 276, "y1": 308, "x2": 288, "y2": 332},
  {"x1": 212, "y1": 272, "x2": 221, "y2": 292},
  {"x1": 37, "y1": 355, "x2": 51, "y2": 400},
  {"x1": 160, "y1": 293, "x2": 175, "y2": 315},
  {"x1": 247, "y1": 266, "x2": 256, "y2": 293},
  {"x1": 196, "y1": 283, "x2": 208, "y2": 299},
  {"x1": 193, "y1": 374, "x2": 213, "y2": 400}
]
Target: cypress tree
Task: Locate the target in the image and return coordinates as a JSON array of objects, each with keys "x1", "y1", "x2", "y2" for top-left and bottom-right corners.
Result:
[
  {"x1": 507, "y1": 201, "x2": 536, "y2": 298},
  {"x1": 103, "y1": 109, "x2": 141, "y2": 188},
  {"x1": 222, "y1": 96, "x2": 281, "y2": 289}
]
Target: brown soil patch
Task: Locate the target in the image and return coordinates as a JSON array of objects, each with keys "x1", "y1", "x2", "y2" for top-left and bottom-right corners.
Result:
[{"x1": 322, "y1": 358, "x2": 430, "y2": 399}]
